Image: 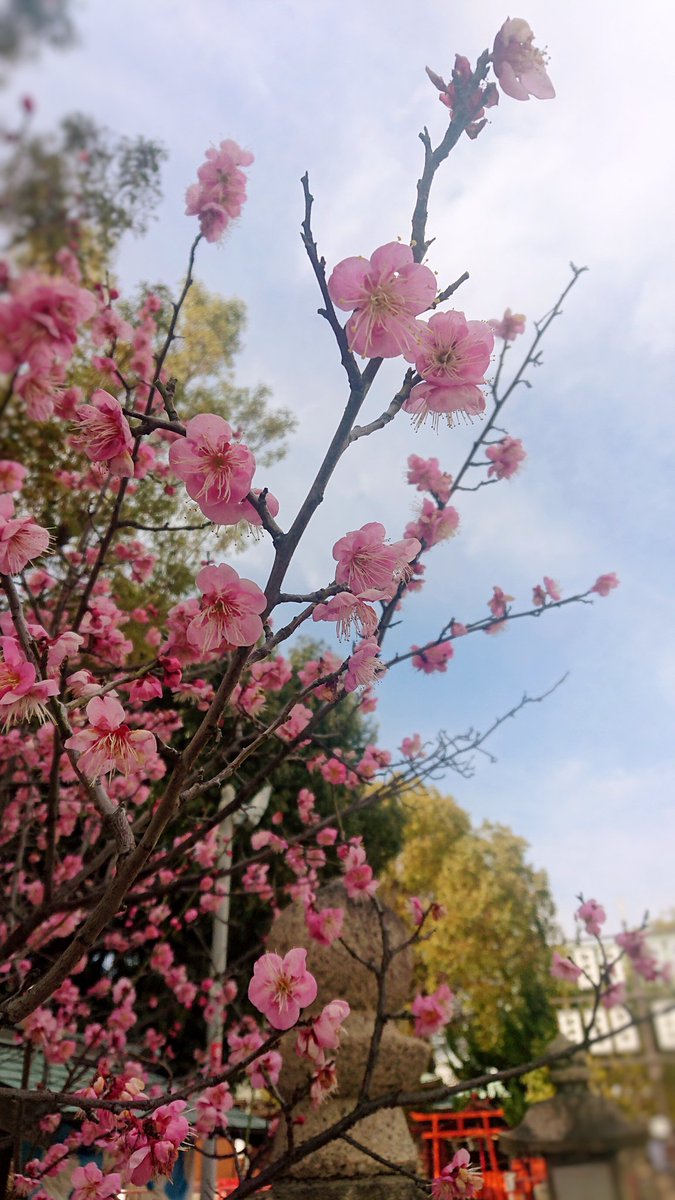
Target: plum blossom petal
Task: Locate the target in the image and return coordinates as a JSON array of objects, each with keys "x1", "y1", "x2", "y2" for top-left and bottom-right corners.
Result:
[{"x1": 248, "y1": 948, "x2": 318, "y2": 1030}]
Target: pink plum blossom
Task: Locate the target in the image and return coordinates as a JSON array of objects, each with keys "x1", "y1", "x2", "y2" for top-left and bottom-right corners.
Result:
[
  {"x1": 320, "y1": 756, "x2": 348, "y2": 785},
  {"x1": 127, "y1": 1100, "x2": 188, "y2": 1185},
  {"x1": 0, "y1": 637, "x2": 58, "y2": 729},
  {"x1": 406, "y1": 310, "x2": 493, "y2": 388},
  {"x1": 71, "y1": 390, "x2": 134, "y2": 477},
  {"x1": 339, "y1": 840, "x2": 378, "y2": 900},
  {"x1": 407, "y1": 454, "x2": 452, "y2": 502},
  {"x1": 405, "y1": 499, "x2": 459, "y2": 547},
  {"x1": 44, "y1": 631, "x2": 82, "y2": 683},
  {"x1": 432, "y1": 1149, "x2": 483, "y2": 1199},
  {"x1": 316, "y1": 827, "x2": 338, "y2": 847},
  {"x1": 128, "y1": 675, "x2": 163, "y2": 704},
  {"x1": 533, "y1": 576, "x2": 561, "y2": 606},
  {"x1": 248, "y1": 948, "x2": 318, "y2": 1030},
  {"x1": 403, "y1": 378, "x2": 486, "y2": 428},
  {"x1": 296, "y1": 999, "x2": 350, "y2": 1065},
  {"x1": 250, "y1": 655, "x2": 292, "y2": 692},
  {"x1": 310, "y1": 1060, "x2": 339, "y2": 1107},
  {"x1": 601, "y1": 982, "x2": 626, "y2": 1010},
  {"x1": 492, "y1": 18, "x2": 555, "y2": 101},
  {"x1": 615, "y1": 929, "x2": 646, "y2": 959},
  {"x1": 486, "y1": 436, "x2": 526, "y2": 480},
  {"x1": 403, "y1": 310, "x2": 493, "y2": 428},
  {"x1": 195, "y1": 1083, "x2": 234, "y2": 1135},
  {"x1": 550, "y1": 951, "x2": 582, "y2": 982},
  {"x1": 306, "y1": 906, "x2": 344, "y2": 946},
  {"x1": 327, "y1": 242, "x2": 436, "y2": 358},
  {"x1": 277, "y1": 703, "x2": 313, "y2": 742},
  {"x1": 333, "y1": 522, "x2": 420, "y2": 595},
  {"x1": 576, "y1": 898, "x2": 606, "y2": 936},
  {"x1": 401, "y1": 733, "x2": 423, "y2": 758},
  {"x1": 411, "y1": 983, "x2": 454, "y2": 1037},
  {"x1": 297, "y1": 788, "x2": 317, "y2": 824},
  {"x1": 543, "y1": 576, "x2": 561, "y2": 602},
  {"x1": 615, "y1": 929, "x2": 667, "y2": 982},
  {"x1": 0, "y1": 460, "x2": 27, "y2": 493},
  {"x1": 344, "y1": 637, "x2": 387, "y2": 692},
  {"x1": 313, "y1": 589, "x2": 385, "y2": 641},
  {"x1": 248, "y1": 1047, "x2": 283, "y2": 1090},
  {"x1": 488, "y1": 586, "x2": 513, "y2": 620},
  {"x1": 168, "y1": 414, "x2": 255, "y2": 522},
  {"x1": 592, "y1": 573, "x2": 619, "y2": 596},
  {"x1": 185, "y1": 140, "x2": 254, "y2": 242},
  {"x1": 489, "y1": 308, "x2": 526, "y2": 340},
  {"x1": 411, "y1": 642, "x2": 453, "y2": 673},
  {"x1": 187, "y1": 563, "x2": 266, "y2": 653},
  {"x1": 0, "y1": 271, "x2": 95, "y2": 370},
  {"x1": 297, "y1": 652, "x2": 343, "y2": 700},
  {"x1": 198, "y1": 487, "x2": 280, "y2": 531},
  {"x1": 0, "y1": 505, "x2": 50, "y2": 575},
  {"x1": 64, "y1": 695, "x2": 157, "y2": 779},
  {"x1": 70, "y1": 1163, "x2": 122, "y2": 1200},
  {"x1": 429, "y1": 54, "x2": 499, "y2": 135}
]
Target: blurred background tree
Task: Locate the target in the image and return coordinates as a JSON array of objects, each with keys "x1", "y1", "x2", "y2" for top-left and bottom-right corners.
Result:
[
  {"x1": 0, "y1": 113, "x2": 167, "y2": 271},
  {"x1": 0, "y1": 0, "x2": 74, "y2": 68},
  {"x1": 383, "y1": 787, "x2": 559, "y2": 1122},
  {"x1": 0, "y1": 95, "x2": 295, "y2": 627}
]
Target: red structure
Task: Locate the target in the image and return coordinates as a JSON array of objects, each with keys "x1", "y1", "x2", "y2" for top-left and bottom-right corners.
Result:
[{"x1": 409, "y1": 1106, "x2": 547, "y2": 1199}]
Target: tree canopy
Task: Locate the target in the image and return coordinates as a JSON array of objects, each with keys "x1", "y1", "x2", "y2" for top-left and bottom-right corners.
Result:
[{"x1": 384, "y1": 787, "x2": 559, "y2": 1120}]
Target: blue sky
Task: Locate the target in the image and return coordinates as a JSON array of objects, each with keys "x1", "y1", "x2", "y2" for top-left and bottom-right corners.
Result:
[{"x1": 8, "y1": 0, "x2": 675, "y2": 929}]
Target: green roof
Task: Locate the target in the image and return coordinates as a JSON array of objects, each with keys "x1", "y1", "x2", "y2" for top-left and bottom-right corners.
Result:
[{"x1": 0, "y1": 1038, "x2": 267, "y2": 1131}]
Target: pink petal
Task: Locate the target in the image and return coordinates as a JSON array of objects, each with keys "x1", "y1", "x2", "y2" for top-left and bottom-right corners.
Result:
[
  {"x1": 520, "y1": 66, "x2": 556, "y2": 99},
  {"x1": 327, "y1": 257, "x2": 370, "y2": 310},
  {"x1": 395, "y1": 262, "x2": 438, "y2": 312},
  {"x1": 184, "y1": 412, "x2": 233, "y2": 442},
  {"x1": 369, "y1": 241, "x2": 414, "y2": 277},
  {"x1": 496, "y1": 62, "x2": 530, "y2": 101},
  {"x1": 85, "y1": 694, "x2": 125, "y2": 730}
]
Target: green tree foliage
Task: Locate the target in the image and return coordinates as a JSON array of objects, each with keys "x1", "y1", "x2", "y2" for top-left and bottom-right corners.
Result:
[
  {"x1": 0, "y1": 0, "x2": 74, "y2": 66},
  {"x1": 165, "y1": 281, "x2": 293, "y2": 469},
  {"x1": 383, "y1": 788, "x2": 559, "y2": 1122},
  {"x1": 0, "y1": 278, "x2": 295, "y2": 629},
  {"x1": 0, "y1": 113, "x2": 167, "y2": 271}
]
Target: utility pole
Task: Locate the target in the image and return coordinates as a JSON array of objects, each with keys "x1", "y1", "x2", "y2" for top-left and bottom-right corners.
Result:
[{"x1": 200, "y1": 784, "x2": 271, "y2": 1200}]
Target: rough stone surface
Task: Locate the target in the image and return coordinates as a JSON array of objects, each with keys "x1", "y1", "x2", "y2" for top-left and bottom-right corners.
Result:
[
  {"x1": 502, "y1": 1036, "x2": 647, "y2": 1158},
  {"x1": 278, "y1": 1010, "x2": 431, "y2": 1095},
  {"x1": 270, "y1": 880, "x2": 413, "y2": 1013},
  {"x1": 267, "y1": 885, "x2": 429, "y2": 1197},
  {"x1": 501, "y1": 1091, "x2": 647, "y2": 1156},
  {"x1": 272, "y1": 1177, "x2": 421, "y2": 1200},
  {"x1": 273, "y1": 1101, "x2": 418, "y2": 1178}
]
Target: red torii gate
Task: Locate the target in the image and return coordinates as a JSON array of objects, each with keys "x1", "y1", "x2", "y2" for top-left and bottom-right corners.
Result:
[{"x1": 409, "y1": 1106, "x2": 548, "y2": 1199}]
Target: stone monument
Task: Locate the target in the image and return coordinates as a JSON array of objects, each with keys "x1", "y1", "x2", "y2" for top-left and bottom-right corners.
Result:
[{"x1": 268, "y1": 880, "x2": 431, "y2": 1200}]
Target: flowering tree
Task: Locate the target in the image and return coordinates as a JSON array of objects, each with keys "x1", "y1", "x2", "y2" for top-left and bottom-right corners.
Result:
[{"x1": 0, "y1": 15, "x2": 655, "y2": 1200}]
